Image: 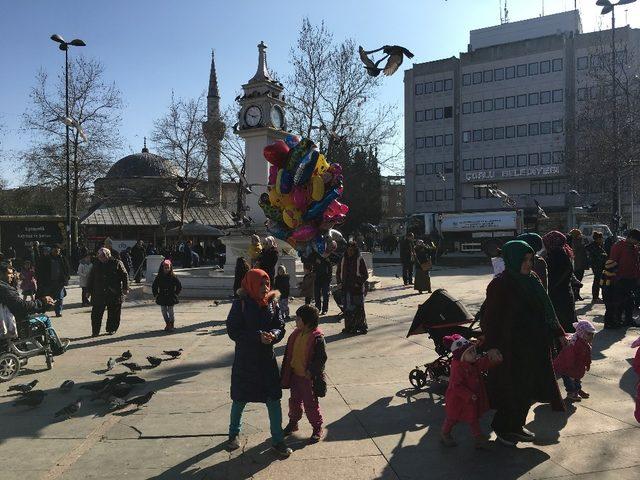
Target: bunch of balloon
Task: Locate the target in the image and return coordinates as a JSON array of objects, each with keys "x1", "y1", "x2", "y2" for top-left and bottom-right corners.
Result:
[{"x1": 260, "y1": 135, "x2": 349, "y2": 261}]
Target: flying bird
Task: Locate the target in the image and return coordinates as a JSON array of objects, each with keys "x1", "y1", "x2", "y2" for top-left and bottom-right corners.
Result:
[
  {"x1": 55, "y1": 398, "x2": 82, "y2": 419},
  {"x1": 120, "y1": 350, "x2": 132, "y2": 361},
  {"x1": 487, "y1": 186, "x2": 517, "y2": 208},
  {"x1": 359, "y1": 45, "x2": 415, "y2": 77},
  {"x1": 8, "y1": 379, "x2": 38, "y2": 394},
  {"x1": 51, "y1": 116, "x2": 88, "y2": 142},
  {"x1": 163, "y1": 349, "x2": 183, "y2": 359},
  {"x1": 60, "y1": 380, "x2": 75, "y2": 392},
  {"x1": 122, "y1": 362, "x2": 142, "y2": 372},
  {"x1": 146, "y1": 356, "x2": 163, "y2": 368},
  {"x1": 106, "y1": 357, "x2": 116, "y2": 371},
  {"x1": 534, "y1": 199, "x2": 548, "y2": 219},
  {"x1": 13, "y1": 390, "x2": 47, "y2": 408}
]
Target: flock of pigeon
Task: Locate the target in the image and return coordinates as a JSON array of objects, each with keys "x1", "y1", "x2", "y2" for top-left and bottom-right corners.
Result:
[{"x1": 8, "y1": 348, "x2": 184, "y2": 419}]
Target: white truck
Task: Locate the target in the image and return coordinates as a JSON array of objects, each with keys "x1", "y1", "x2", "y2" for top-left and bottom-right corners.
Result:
[{"x1": 408, "y1": 210, "x2": 524, "y2": 257}]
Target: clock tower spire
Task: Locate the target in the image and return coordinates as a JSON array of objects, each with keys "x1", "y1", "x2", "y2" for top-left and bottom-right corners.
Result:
[{"x1": 203, "y1": 50, "x2": 224, "y2": 203}]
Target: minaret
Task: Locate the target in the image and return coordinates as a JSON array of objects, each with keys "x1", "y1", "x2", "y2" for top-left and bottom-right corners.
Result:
[{"x1": 203, "y1": 50, "x2": 225, "y2": 203}]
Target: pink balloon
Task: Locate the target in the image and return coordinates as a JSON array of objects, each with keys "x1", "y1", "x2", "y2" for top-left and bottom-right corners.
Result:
[
  {"x1": 290, "y1": 225, "x2": 318, "y2": 242},
  {"x1": 268, "y1": 165, "x2": 278, "y2": 185},
  {"x1": 292, "y1": 185, "x2": 310, "y2": 211},
  {"x1": 329, "y1": 163, "x2": 342, "y2": 175}
]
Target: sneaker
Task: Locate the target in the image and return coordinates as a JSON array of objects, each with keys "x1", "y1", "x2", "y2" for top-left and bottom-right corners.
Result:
[
  {"x1": 226, "y1": 435, "x2": 240, "y2": 452},
  {"x1": 283, "y1": 422, "x2": 299, "y2": 436},
  {"x1": 272, "y1": 441, "x2": 292, "y2": 458},
  {"x1": 578, "y1": 390, "x2": 590, "y2": 399},
  {"x1": 566, "y1": 392, "x2": 581, "y2": 402},
  {"x1": 440, "y1": 432, "x2": 457, "y2": 447},
  {"x1": 309, "y1": 428, "x2": 323, "y2": 443},
  {"x1": 495, "y1": 432, "x2": 517, "y2": 447},
  {"x1": 474, "y1": 435, "x2": 490, "y2": 449},
  {"x1": 512, "y1": 428, "x2": 535, "y2": 442}
]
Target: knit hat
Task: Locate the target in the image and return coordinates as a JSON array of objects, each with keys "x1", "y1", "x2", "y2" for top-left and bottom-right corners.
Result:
[
  {"x1": 631, "y1": 337, "x2": 640, "y2": 349},
  {"x1": 443, "y1": 334, "x2": 471, "y2": 360},
  {"x1": 572, "y1": 319, "x2": 596, "y2": 340},
  {"x1": 161, "y1": 259, "x2": 172, "y2": 267}
]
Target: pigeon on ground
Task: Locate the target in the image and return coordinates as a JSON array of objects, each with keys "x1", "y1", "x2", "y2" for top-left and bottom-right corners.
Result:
[
  {"x1": 213, "y1": 300, "x2": 220, "y2": 306},
  {"x1": 8, "y1": 379, "x2": 38, "y2": 394},
  {"x1": 120, "y1": 350, "x2": 132, "y2": 361},
  {"x1": 122, "y1": 362, "x2": 142, "y2": 372},
  {"x1": 146, "y1": 356, "x2": 163, "y2": 368},
  {"x1": 108, "y1": 396, "x2": 126, "y2": 410},
  {"x1": 395, "y1": 274, "x2": 400, "y2": 279},
  {"x1": 162, "y1": 349, "x2": 183, "y2": 359},
  {"x1": 60, "y1": 380, "x2": 75, "y2": 392},
  {"x1": 125, "y1": 391, "x2": 156, "y2": 409},
  {"x1": 54, "y1": 399, "x2": 82, "y2": 418},
  {"x1": 106, "y1": 357, "x2": 116, "y2": 371},
  {"x1": 93, "y1": 382, "x2": 133, "y2": 401},
  {"x1": 359, "y1": 45, "x2": 414, "y2": 76},
  {"x1": 80, "y1": 379, "x2": 110, "y2": 391},
  {"x1": 121, "y1": 375, "x2": 145, "y2": 385},
  {"x1": 13, "y1": 390, "x2": 47, "y2": 408}
]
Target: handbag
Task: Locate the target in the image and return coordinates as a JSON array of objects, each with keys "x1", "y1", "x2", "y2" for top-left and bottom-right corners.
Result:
[{"x1": 420, "y1": 259, "x2": 433, "y2": 271}]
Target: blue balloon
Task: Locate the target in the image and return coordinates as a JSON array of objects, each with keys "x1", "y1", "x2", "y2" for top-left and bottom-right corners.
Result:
[
  {"x1": 294, "y1": 150, "x2": 319, "y2": 186},
  {"x1": 285, "y1": 134, "x2": 300, "y2": 149},
  {"x1": 313, "y1": 235, "x2": 326, "y2": 254},
  {"x1": 302, "y1": 188, "x2": 340, "y2": 221},
  {"x1": 279, "y1": 169, "x2": 294, "y2": 194}
]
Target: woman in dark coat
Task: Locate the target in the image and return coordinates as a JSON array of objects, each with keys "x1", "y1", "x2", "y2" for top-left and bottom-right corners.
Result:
[
  {"x1": 413, "y1": 240, "x2": 432, "y2": 294},
  {"x1": 543, "y1": 231, "x2": 577, "y2": 333},
  {"x1": 336, "y1": 241, "x2": 369, "y2": 335},
  {"x1": 481, "y1": 240, "x2": 566, "y2": 447},
  {"x1": 257, "y1": 236, "x2": 279, "y2": 284},
  {"x1": 152, "y1": 259, "x2": 182, "y2": 332},
  {"x1": 518, "y1": 233, "x2": 548, "y2": 291},
  {"x1": 225, "y1": 269, "x2": 291, "y2": 457}
]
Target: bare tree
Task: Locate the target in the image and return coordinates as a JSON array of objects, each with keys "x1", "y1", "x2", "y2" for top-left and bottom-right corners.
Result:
[
  {"x1": 152, "y1": 93, "x2": 209, "y2": 231},
  {"x1": 219, "y1": 106, "x2": 246, "y2": 215},
  {"x1": 22, "y1": 56, "x2": 123, "y2": 243}
]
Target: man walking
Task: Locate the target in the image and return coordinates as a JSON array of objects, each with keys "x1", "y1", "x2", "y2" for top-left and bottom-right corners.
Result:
[
  {"x1": 130, "y1": 240, "x2": 146, "y2": 283},
  {"x1": 399, "y1": 233, "x2": 415, "y2": 286},
  {"x1": 87, "y1": 248, "x2": 129, "y2": 336},
  {"x1": 609, "y1": 229, "x2": 640, "y2": 327},
  {"x1": 37, "y1": 245, "x2": 70, "y2": 317}
]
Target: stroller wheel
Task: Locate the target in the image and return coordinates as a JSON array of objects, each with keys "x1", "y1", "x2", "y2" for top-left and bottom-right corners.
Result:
[
  {"x1": 0, "y1": 353, "x2": 20, "y2": 382},
  {"x1": 409, "y1": 368, "x2": 427, "y2": 390}
]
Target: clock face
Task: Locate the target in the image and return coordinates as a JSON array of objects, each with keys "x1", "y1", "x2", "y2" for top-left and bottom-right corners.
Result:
[
  {"x1": 270, "y1": 106, "x2": 284, "y2": 129},
  {"x1": 244, "y1": 106, "x2": 262, "y2": 127}
]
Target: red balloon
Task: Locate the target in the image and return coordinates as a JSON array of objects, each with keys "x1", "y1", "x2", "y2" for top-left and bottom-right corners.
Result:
[{"x1": 263, "y1": 140, "x2": 290, "y2": 168}]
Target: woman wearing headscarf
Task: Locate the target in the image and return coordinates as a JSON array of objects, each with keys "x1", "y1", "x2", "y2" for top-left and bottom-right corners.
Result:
[
  {"x1": 518, "y1": 233, "x2": 548, "y2": 291},
  {"x1": 481, "y1": 240, "x2": 566, "y2": 447},
  {"x1": 225, "y1": 269, "x2": 291, "y2": 458},
  {"x1": 542, "y1": 231, "x2": 577, "y2": 333},
  {"x1": 257, "y1": 236, "x2": 279, "y2": 284},
  {"x1": 413, "y1": 240, "x2": 432, "y2": 294},
  {"x1": 336, "y1": 241, "x2": 369, "y2": 334}
]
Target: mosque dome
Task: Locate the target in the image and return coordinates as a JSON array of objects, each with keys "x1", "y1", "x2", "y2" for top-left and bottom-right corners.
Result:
[{"x1": 106, "y1": 146, "x2": 177, "y2": 179}]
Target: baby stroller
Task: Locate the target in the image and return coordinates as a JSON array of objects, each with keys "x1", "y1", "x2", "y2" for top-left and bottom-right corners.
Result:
[
  {"x1": 406, "y1": 289, "x2": 481, "y2": 389},
  {"x1": 0, "y1": 314, "x2": 67, "y2": 382}
]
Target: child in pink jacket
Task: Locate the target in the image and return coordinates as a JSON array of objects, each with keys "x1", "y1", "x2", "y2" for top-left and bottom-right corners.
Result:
[{"x1": 553, "y1": 319, "x2": 596, "y2": 402}]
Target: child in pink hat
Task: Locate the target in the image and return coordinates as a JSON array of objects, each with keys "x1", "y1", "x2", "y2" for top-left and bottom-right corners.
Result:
[
  {"x1": 553, "y1": 319, "x2": 596, "y2": 402},
  {"x1": 440, "y1": 334, "x2": 502, "y2": 449},
  {"x1": 631, "y1": 337, "x2": 640, "y2": 423}
]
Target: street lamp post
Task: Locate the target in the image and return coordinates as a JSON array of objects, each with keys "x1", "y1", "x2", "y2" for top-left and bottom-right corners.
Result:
[
  {"x1": 50, "y1": 34, "x2": 86, "y2": 254},
  {"x1": 596, "y1": 0, "x2": 637, "y2": 237}
]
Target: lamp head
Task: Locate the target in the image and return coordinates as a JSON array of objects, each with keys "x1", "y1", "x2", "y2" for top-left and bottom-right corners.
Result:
[
  {"x1": 69, "y1": 39, "x2": 86, "y2": 47},
  {"x1": 50, "y1": 34, "x2": 65, "y2": 44},
  {"x1": 616, "y1": 0, "x2": 637, "y2": 6}
]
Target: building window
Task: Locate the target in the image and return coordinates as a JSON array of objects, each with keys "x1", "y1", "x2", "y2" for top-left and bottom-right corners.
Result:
[
  {"x1": 425, "y1": 163, "x2": 434, "y2": 174},
  {"x1": 473, "y1": 100, "x2": 483, "y2": 113},
  {"x1": 416, "y1": 191, "x2": 424, "y2": 202},
  {"x1": 415, "y1": 83, "x2": 424, "y2": 95},
  {"x1": 416, "y1": 137, "x2": 425, "y2": 149},
  {"x1": 517, "y1": 94, "x2": 527, "y2": 107},
  {"x1": 552, "y1": 119, "x2": 564, "y2": 133},
  {"x1": 483, "y1": 99, "x2": 493, "y2": 111},
  {"x1": 516, "y1": 64, "x2": 527, "y2": 77},
  {"x1": 552, "y1": 58, "x2": 563, "y2": 72},
  {"x1": 494, "y1": 126, "x2": 505, "y2": 139},
  {"x1": 445, "y1": 161, "x2": 454, "y2": 173},
  {"x1": 517, "y1": 124, "x2": 527, "y2": 137},
  {"x1": 434, "y1": 135, "x2": 444, "y2": 147},
  {"x1": 425, "y1": 136, "x2": 434, "y2": 148},
  {"x1": 434, "y1": 162, "x2": 443, "y2": 173},
  {"x1": 494, "y1": 67, "x2": 504, "y2": 81},
  {"x1": 529, "y1": 153, "x2": 539, "y2": 165},
  {"x1": 540, "y1": 91, "x2": 551, "y2": 104},
  {"x1": 506, "y1": 125, "x2": 515, "y2": 138},
  {"x1": 529, "y1": 92, "x2": 539, "y2": 105},
  {"x1": 462, "y1": 131, "x2": 471, "y2": 143},
  {"x1": 505, "y1": 96, "x2": 516, "y2": 109},
  {"x1": 444, "y1": 78, "x2": 453, "y2": 91},
  {"x1": 444, "y1": 133, "x2": 453, "y2": 146},
  {"x1": 434, "y1": 80, "x2": 444, "y2": 92},
  {"x1": 444, "y1": 106, "x2": 453, "y2": 118},
  {"x1": 445, "y1": 189, "x2": 454, "y2": 200},
  {"x1": 463, "y1": 158, "x2": 471, "y2": 171},
  {"x1": 552, "y1": 89, "x2": 564, "y2": 103},
  {"x1": 540, "y1": 121, "x2": 551, "y2": 134},
  {"x1": 425, "y1": 109, "x2": 434, "y2": 121},
  {"x1": 505, "y1": 65, "x2": 515, "y2": 79},
  {"x1": 528, "y1": 62, "x2": 539, "y2": 75},
  {"x1": 517, "y1": 154, "x2": 527, "y2": 166},
  {"x1": 426, "y1": 190, "x2": 434, "y2": 201},
  {"x1": 553, "y1": 151, "x2": 564, "y2": 164},
  {"x1": 462, "y1": 73, "x2": 471, "y2": 86},
  {"x1": 424, "y1": 82, "x2": 433, "y2": 94},
  {"x1": 483, "y1": 128, "x2": 493, "y2": 141},
  {"x1": 473, "y1": 157, "x2": 482, "y2": 170},
  {"x1": 484, "y1": 156, "x2": 494, "y2": 169},
  {"x1": 506, "y1": 155, "x2": 516, "y2": 167},
  {"x1": 473, "y1": 129, "x2": 482, "y2": 142},
  {"x1": 540, "y1": 60, "x2": 551, "y2": 74},
  {"x1": 462, "y1": 102, "x2": 471, "y2": 114},
  {"x1": 435, "y1": 190, "x2": 444, "y2": 201},
  {"x1": 494, "y1": 97, "x2": 505, "y2": 110},
  {"x1": 577, "y1": 56, "x2": 589, "y2": 70},
  {"x1": 540, "y1": 152, "x2": 551, "y2": 165},
  {"x1": 531, "y1": 179, "x2": 566, "y2": 195},
  {"x1": 483, "y1": 70, "x2": 493, "y2": 82},
  {"x1": 472, "y1": 71, "x2": 482, "y2": 84},
  {"x1": 495, "y1": 156, "x2": 505, "y2": 168},
  {"x1": 577, "y1": 87, "x2": 588, "y2": 101},
  {"x1": 416, "y1": 164, "x2": 425, "y2": 175},
  {"x1": 415, "y1": 110, "x2": 425, "y2": 122},
  {"x1": 435, "y1": 108, "x2": 444, "y2": 119},
  {"x1": 529, "y1": 123, "x2": 539, "y2": 136}
]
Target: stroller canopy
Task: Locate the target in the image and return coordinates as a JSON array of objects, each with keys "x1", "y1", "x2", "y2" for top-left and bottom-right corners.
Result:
[{"x1": 406, "y1": 289, "x2": 474, "y2": 337}]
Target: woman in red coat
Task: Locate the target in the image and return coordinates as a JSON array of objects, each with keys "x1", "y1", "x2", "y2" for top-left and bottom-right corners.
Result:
[
  {"x1": 481, "y1": 240, "x2": 566, "y2": 447},
  {"x1": 441, "y1": 334, "x2": 502, "y2": 449}
]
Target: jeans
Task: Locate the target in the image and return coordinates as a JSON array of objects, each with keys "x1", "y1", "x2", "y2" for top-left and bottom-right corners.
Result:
[
  {"x1": 314, "y1": 278, "x2": 330, "y2": 313},
  {"x1": 288, "y1": 374, "x2": 323, "y2": 431},
  {"x1": 562, "y1": 376, "x2": 582, "y2": 394},
  {"x1": 442, "y1": 417, "x2": 482, "y2": 437},
  {"x1": 591, "y1": 269, "x2": 602, "y2": 300},
  {"x1": 278, "y1": 298, "x2": 290, "y2": 319},
  {"x1": 229, "y1": 399, "x2": 284, "y2": 444},
  {"x1": 91, "y1": 303, "x2": 122, "y2": 335},
  {"x1": 161, "y1": 305, "x2": 175, "y2": 324},
  {"x1": 54, "y1": 288, "x2": 65, "y2": 316}
]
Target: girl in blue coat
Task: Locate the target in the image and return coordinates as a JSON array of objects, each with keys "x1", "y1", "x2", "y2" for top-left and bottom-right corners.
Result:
[{"x1": 225, "y1": 268, "x2": 292, "y2": 458}]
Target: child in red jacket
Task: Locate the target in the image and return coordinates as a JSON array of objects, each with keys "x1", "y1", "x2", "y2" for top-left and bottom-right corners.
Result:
[
  {"x1": 440, "y1": 334, "x2": 502, "y2": 449},
  {"x1": 553, "y1": 319, "x2": 596, "y2": 402},
  {"x1": 632, "y1": 337, "x2": 640, "y2": 423}
]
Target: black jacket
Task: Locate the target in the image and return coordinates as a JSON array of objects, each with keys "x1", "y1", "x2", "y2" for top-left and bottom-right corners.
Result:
[
  {"x1": 152, "y1": 274, "x2": 182, "y2": 306},
  {"x1": 87, "y1": 258, "x2": 129, "y2": 305},
  {"x1": 258, "y1": 248, "x2": 279, "y2": 282},
  {"x1": 0, "y1": 280, "x2": 47, "y2": 322},
  {"x1": 130, "y1": 245, "x2": 146, "y2": 266},
  {"x1": 273, "y1": 274, "x2": 290, "y2": 298},
  {"x1": 36, "y1": 254, "x2": 70, "y2": 296},
  {"x1": 313, "y1": 255, "x2": 332, "y2": 282}
]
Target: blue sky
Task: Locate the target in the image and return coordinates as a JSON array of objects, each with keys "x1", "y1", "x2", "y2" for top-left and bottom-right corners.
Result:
[{"x1": 0, "y1": 0, "x2": 637, "y2": 184}]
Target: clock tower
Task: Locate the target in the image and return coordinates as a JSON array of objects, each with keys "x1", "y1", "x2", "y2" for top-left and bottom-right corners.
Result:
[{"x1": 237, "y1": 41, "x2": 287, "y2": 225}]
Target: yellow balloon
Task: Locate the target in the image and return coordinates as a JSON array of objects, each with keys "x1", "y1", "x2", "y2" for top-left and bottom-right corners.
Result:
[
  {"x1": 283, "y1": 208, "x2": 302, "y2": 229},
  {"x1": 314, "y1": 154, "x2": 330, "y2": 175},
  {"x1": 280, "y1": 193, "x2": 295, "y2": 208},
  {"x1": 268, "y1": 187, "x2": 281, "y2": 207},
  {"x1": 311, "y1": 175, "x2": 325, "y2": 201},
  {"x1": 275, "y1": 169, "x2": 284, "y2": 195}
]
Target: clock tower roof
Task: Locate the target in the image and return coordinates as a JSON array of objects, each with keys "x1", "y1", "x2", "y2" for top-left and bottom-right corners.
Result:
[{"x1": 248, "y1": 41, "x2": 279, "y2": 85}]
